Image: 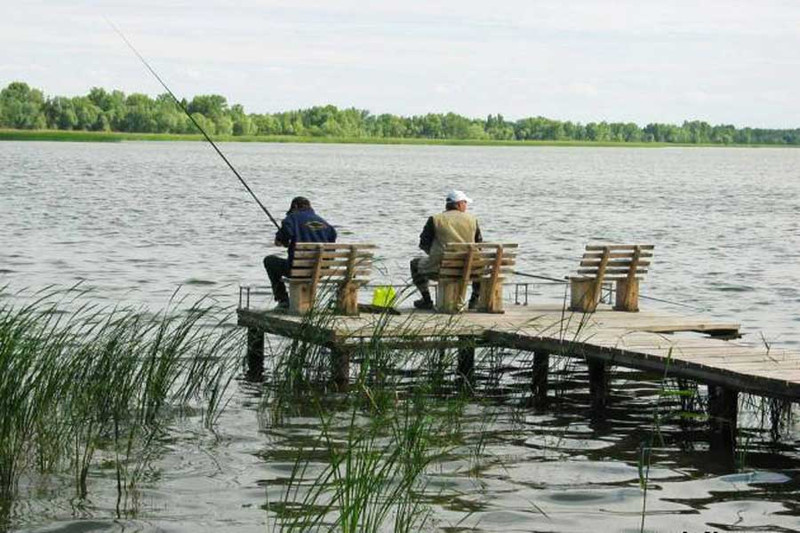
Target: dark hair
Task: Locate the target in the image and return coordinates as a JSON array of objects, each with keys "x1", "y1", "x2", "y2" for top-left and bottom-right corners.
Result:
[
  {"x1": 445, "y1": 201, "x2": 458, "y2": 211},
  {"x1": 289, "y1": 196, "x2": 312, "y2": 211}
]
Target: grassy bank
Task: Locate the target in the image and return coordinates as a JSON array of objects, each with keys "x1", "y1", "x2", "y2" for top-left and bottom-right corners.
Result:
[{"x1": 0, "y1": 128, "x2": 787, "y2": 148}]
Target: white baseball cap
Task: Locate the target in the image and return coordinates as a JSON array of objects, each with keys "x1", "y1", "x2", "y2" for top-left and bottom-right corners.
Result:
[{"x1": 446, "y1": 189, "x2": 472, "y2": 204}]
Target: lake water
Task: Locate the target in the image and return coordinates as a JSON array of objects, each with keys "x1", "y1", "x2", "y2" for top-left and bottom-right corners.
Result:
[{"x1": 1, "y1": 141, "x2": 799, "y2": 532}]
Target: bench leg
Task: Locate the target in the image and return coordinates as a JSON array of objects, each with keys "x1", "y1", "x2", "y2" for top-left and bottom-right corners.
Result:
[
  {"x1": 337, "y1": 282, "x2": 359, "y2": 316},
  {"x1": 614, "y1": 278, "x2": 639, "y2": 312},
  {"x1": 570, "y1": 278, "x2": 599, "y2": 313},
  {"x1": 478, "y1": 280, "x2": 504, "y2": 313},
  {"x1": 289, "y1": 282, "x2": 314, "y2": 315},
  {"x1": 436, "y1": 280, "x2": 464, "y2": 314}
]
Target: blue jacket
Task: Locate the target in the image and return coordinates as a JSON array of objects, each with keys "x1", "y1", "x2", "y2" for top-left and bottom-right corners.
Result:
[{"x1": 275, "y1": 208, "x2": 337, "y2": 265}]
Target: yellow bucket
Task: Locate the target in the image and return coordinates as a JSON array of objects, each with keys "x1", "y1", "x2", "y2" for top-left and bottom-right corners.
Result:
[{"x1": 371, "y1": 286, "x2": 397, "y2": 307}]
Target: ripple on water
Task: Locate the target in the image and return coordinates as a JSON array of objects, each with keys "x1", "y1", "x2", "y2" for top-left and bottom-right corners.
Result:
[
  {"x1": 3, "y1": 143, "x2": 800, "y2": 533},
  {"x1": 183, "y1": 278, "x2": 217, "y2": 286}
]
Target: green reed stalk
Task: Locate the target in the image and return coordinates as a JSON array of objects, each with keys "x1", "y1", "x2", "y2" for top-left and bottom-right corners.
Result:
[
  {"x1": 0, "y1": 287, "x2": 242, "y2": 525},
  {"x1": 262, "y1": 285, "x2": 495, "y2": 532}
]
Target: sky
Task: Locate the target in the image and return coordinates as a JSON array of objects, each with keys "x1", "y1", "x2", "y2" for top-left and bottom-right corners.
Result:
[{"x1": 1, "y1": 0, "x2": 799, "y2": 128}]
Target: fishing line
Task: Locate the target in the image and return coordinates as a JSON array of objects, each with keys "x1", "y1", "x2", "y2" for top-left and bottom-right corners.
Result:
[
  {"x1": 106, "y1": 18, "x2": 281, "y2": 229},
  {"x1": 513, "y1": 269, "x2": 707, "y2": 311}
]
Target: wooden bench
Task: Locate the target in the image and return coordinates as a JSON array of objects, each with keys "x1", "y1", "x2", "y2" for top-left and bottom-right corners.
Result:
[
  {"x1": 569, "y1": 244, "x2": 654, "y2": 312},
  {"x1": 436, "y1": 243, "x2": 518, "y2": 314},
  {"x1": 287, "y1": 243, "x2": 375, "y2": 316}
]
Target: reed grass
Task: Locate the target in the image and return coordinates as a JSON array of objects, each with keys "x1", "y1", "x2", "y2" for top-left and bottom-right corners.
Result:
[
  {"x1": 260, "y1": 286, "x2": 491, "y2": 531},
  {"x1": 0, "y1": 288, "x2": 241, "y2": 527}
]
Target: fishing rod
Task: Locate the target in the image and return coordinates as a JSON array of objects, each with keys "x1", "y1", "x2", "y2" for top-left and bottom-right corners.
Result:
[
  {"x1": 512, "y1": 269, "x2": 707, "y2": 311},
  {"x1": 513, "y1": 271, "x2": 566, "y2": 283},
  {"x1": 106, "y1": 18, "x2": 281, "y2": 229}
]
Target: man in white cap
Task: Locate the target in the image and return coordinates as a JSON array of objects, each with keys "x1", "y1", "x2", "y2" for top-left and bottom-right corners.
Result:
[{"x1": 410, "y1": 189, "x2": 483, "y2": 309}]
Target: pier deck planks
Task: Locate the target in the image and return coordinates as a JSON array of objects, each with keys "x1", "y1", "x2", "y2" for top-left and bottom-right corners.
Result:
[{"x1": 237, "y1": 303, "x2": 800, "y2": 400}]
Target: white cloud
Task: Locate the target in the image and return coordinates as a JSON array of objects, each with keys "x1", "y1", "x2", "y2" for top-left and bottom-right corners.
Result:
[{"x1": 566, "y1": 83, "x2": 598, "y2": 98}]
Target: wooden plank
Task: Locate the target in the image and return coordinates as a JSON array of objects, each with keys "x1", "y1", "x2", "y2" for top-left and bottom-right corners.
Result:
[
  {"x1": 238, "y1": 302, "x2": 800, "y2": 401},
  {"x1": 457, "y1": 246, "x2": 475, "y2": 307},
  {"x1": 581, "y1": 252, "x2": 653, "y2": 260},
  {"x1": 290, "y1": 267, "x2": 372, "y2": 278},
  {"x1": 443, "y1": 248, "x2": 518, "y2": 256},
  {"x1": 585, "y1": 244, "x2": 654, "y2": 251},
  {"x1": 485, "y1": 245, "x2": 505, "y2": 312},
  {"x1": 580, "y1": 258, "x2": 651, "y2": 267},
  {"x1": 577, "y1": 267, "x2": 648, "y2": 275},
  {"x1": 440, "y1": 258, "x2": 516, "y2": 268},
  {"x1": 295, "y1": 243, "x2": 377, "y2": 250},
  {"x1": 294, "y1": 251, "x2": 374, "y2": 260},
  {"x1": 439, "y1": 267, "x2": 513, "y2": 278},
  {"x1": 445, "y1": 243, "x2": 519, "y2": 249},
  {"x1": 441, "y1": 253, "x2": 517, "y2": 262},
  {"x1": 570, "y1": 276, "x2": 644, "y2": 283},
  {"x1": 292, "y1": 257, "x2": 373, "y2": 268}
]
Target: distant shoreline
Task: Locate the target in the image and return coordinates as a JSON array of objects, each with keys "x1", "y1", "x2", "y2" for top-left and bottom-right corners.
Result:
[{"x1": 0, "y1": 128, "x2": 796, "y2": 148}]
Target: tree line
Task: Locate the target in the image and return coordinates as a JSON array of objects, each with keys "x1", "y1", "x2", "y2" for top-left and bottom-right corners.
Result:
[{"x1": 1, "y1": 81, "x2": 799, "y2": 145}]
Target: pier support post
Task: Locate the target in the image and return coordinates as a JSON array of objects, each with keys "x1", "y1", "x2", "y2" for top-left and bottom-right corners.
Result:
[
  {"x1": 770, "y1": 398, "x2": 790, "y2": 441},
  {"x1": 528, "y1": 351, "x2": 549, "y2": 408},
  {"x1": 588, "y1": 359, "x2": 609, "y2": 410},
  {"x1": 708, "y1": 385, "x2": 738, "y2": 454},
  {"x1": 457, "y1": 342, "x2": 475, "y2": 391},
  {"x1": 331, "y1": 346, "x2": 350, "y2": 391},
  {"x1": 246, "y1": 328, "x2": 264, "y2": 381}
]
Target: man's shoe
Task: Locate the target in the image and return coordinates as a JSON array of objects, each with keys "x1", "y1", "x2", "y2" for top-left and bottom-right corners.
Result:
[{"x1": 413, "y1": 298, "x2": 433, "y2": 310}]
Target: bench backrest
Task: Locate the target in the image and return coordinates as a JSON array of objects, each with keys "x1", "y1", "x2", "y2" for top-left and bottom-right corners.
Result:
[
  {"x1": 288, "y1": 243, "x2": 375, "y2": 315},
  {"x1": 290, "y1": 243, "x2": 375, "y2": 282},
  {"x1": 437, "y1": 243, "x2": 518, "y2": 313},
  {"x1": 570, "y1": 244, "x2": 654, "y2": 312},
  {"x1": 573, "y1": 244, "x2": 653, "y2": 285}
]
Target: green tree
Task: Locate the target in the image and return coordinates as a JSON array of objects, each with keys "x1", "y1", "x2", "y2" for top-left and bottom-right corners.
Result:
[
  {"x1": 230, "y1": 104, "x2": 255, "y2": 136},
  {"x1": 122, "y1": 93, "x2": 157, "y2": 132},
  {"x1": 252, "y1": 114, "x2": 279, "y2": 135},
  {"x1": 71, "y1": 97, "x2": 101, "y2": 130},
  {"x1": 0, "y1": 82, "x2": 46, "y2": 129},
  {"x1": 44, "y1": 96, "x2": 78, "y2": 130}
]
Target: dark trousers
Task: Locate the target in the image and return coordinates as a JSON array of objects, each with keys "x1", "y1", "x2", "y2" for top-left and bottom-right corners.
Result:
[
  {"x1": 409, "y1": 257, "x2": 480, "y2": 302},
  {"x1": 264, "y1": 255, "x2": 290, "y2": 303}
]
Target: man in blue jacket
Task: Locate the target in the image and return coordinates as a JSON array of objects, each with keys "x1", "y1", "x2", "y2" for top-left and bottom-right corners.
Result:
[{"x1": 264, "y1": 196, "x2": 337, "y2": 309}]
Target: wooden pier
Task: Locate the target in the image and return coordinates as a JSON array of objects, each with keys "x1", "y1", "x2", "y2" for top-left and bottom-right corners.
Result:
[{"x1": 238, "y1": 301, "x2": 800, "y2": 452}]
